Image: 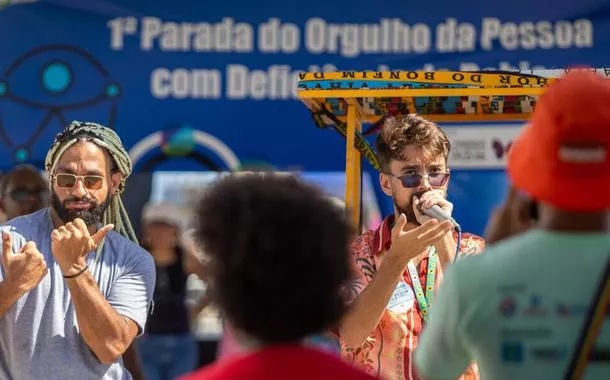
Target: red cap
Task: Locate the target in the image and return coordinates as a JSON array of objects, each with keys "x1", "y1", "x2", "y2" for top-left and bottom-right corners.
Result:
[{"x1": 508, "y1": 70, "x2": 610, "y2": 211}]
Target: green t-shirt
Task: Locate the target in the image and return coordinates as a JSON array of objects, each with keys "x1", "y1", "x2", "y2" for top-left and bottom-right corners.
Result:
[{"x1": 415, "y1": 229, "x2": 610, "y2": 380}]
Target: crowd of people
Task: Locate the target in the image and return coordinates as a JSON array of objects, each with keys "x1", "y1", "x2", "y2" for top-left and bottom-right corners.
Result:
[{"x1": 0, "y1": 69, "x2": 608, "y2": 380}]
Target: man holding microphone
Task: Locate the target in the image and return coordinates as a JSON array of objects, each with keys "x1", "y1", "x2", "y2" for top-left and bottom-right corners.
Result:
[{"x1": 339, "y1": 114, "x2": 484, "y2": 380}]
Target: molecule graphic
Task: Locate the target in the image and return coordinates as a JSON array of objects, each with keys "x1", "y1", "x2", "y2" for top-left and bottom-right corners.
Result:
[{"x1": 0, "y1": 45, "x2": 121, "y2": 164}]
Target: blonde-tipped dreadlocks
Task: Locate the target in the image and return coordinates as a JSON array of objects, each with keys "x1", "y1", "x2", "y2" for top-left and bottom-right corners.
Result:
[{"x1": 45, "y1": 121, "x2": 138, "y2": 245}]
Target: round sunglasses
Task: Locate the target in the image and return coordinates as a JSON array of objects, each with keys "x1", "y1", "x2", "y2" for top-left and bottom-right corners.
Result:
[{"x1": 387, "y1": 171, "x2": 450, "y2": 188}]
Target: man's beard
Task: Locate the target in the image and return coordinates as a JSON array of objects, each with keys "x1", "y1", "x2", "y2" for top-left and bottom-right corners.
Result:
[
  {"x1": 393, "y1": 190, "x2": 433, "y2": 226},
  {"x1": 52, "y1": 193, "x2": 110, "y2": 226}
]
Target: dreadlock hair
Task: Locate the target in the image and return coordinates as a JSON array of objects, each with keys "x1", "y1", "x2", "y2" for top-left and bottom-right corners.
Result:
[{"x1": 45, "y1": 121, "x2": 138, "y2": 245}]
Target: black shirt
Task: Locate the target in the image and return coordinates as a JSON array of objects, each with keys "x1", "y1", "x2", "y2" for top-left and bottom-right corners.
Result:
[{"x1": 146, "y1": 247, "x2": 191, "y2": 335}]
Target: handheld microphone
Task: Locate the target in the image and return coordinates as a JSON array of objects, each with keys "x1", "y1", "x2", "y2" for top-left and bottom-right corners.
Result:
[
  {"x1": 418, "y1": 201, "x2": 463, "y2": 261},
  {"x1": 421, "y1": 205, "x2": 461, "y2": 232}
]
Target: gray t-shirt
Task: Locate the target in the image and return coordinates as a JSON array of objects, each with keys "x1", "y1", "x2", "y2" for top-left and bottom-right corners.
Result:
[{"x1": 0, "y1": 208, "x2": 156, "y2": 380}]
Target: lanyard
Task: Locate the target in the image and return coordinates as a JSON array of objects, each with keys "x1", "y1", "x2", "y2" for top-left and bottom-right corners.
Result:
[{"x1": 406, "y1": 246, "x2": 437, "y2": 321}]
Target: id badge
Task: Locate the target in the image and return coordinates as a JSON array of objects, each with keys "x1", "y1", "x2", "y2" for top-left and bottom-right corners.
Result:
[{"x1": 386, "y1": 280, "x2": 415, "y2": 314}]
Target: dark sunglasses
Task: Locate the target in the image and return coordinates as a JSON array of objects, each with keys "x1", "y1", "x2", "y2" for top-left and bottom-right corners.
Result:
[
  {"x1": 388, "y1": 172, "x2": 450, "y2": 188},
  {"x1": 7, "y1": 188, "x2": 49, "y2": 201},
  {"x1": 54, "y1": 173, "x2": 104, "y2": 190}
]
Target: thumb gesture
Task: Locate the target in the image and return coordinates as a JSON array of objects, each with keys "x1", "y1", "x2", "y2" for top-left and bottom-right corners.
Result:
[{"x1": 91, "y1": 224, "x2": 114, "y2": 249}]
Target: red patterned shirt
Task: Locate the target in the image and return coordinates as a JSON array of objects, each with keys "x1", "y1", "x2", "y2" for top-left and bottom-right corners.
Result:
[{"x1": 340, "y1": 215, "x2": 485, "y2": 380}]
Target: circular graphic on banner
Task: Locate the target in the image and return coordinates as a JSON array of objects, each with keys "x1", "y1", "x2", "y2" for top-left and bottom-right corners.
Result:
[
  {"x1": 40, "y1": 61, "x2": 72, "y2": 94},
  {"x1": 0, "y1": 44, "x2": 120, "y2": 164},
  {"x1": 129, "y1": 125, "x2": 241, "y2": 172}
]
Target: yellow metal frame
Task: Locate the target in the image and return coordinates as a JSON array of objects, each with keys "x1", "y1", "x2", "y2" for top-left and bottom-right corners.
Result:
[
  {"x1": 296, "y1": 69, "x2": 603, "y2": 229},
  {"x1": 298, "y1": 86, "x2": 544, "y2": 99},
  {"x1": 345, "y1": 99, "x2": 363, "y2": 228}
]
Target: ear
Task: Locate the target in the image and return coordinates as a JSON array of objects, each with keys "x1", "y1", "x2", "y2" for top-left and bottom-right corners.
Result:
[
  {"x1": 379, "y1": 172, "x2": 393, "y2": 197},
  {"x1": 0, "y1": 199, "x2": 5, "y2": 213},
  {"x1": 110, "y1": 171, "x2": 122, "y2": 194}
]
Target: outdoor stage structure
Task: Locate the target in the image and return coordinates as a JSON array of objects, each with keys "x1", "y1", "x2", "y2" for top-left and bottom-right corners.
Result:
[{"x1": 296, "y1": 68, "x2": 610, "y2": 229}]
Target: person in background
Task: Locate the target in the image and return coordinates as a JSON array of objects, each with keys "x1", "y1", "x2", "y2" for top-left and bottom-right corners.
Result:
[
  {"x1": 415, "y1": 70, "x2": 610, "y2": 380},
  {"x1": 483, "y1": 186, "x2": 538, "y2": 246},
  {"x1": 181, "y1": 173, "x2": 377, "y2": 380},
  {"x1": 136, "y1": 202, "x2": 211, "y2": 380},
  {"x1": 214, "y1": 194, "x2": 348, "y2": 361},
  {"x1": 0, "y1": 164, "x2": 50, "y2": 220}
]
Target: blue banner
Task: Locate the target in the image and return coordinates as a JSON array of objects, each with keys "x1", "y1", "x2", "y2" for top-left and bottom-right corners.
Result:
[{"x1": 0, "y1": 0, "x2": 608, "y2": 234}]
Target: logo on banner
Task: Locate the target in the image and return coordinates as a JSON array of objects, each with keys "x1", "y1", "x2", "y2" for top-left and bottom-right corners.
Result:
[
  {"x1": 523, "y1": 295, "x2": 548, "y2": 317},
  {"x1": 501, "y1": 341, "x2": 524, "y2": 363},
  {"x1": 556, "y1": 303, "x2": 588, "y2": 317},
  {"x1": 492, "y1": 139, "x2": 513, "y2": 159},
  {"x1": 386, "y1": 280, "x2": 415, "y2": 314},
  {"x1": 499, "y1": 296, "x2": 518, "y2": 317},
  {"x1": 444, "y1": 125, "x2": 523, "y2": 169},
  {"x1": 530, "y1": 346, "x2": 568, "y2": 361}
]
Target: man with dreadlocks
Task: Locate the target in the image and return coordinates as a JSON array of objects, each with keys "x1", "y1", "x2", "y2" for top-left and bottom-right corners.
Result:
[{"x1": 0, "y1": 121, "x2": 156, "y2": 379}]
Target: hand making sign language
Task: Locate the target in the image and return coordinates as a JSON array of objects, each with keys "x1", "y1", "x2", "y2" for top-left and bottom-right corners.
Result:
[
  {"x1": 50, "y1": 218, "x2": 114, "y2": 278},
  {"x1": 1, "y1": 231, "x2": 47, "y2": 297},
  {"x1": 0, "y1": 121, "x2": 156, "y2": 380}
]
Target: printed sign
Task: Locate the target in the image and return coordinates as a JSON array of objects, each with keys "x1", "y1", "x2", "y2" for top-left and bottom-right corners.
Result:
[{"x1": 444, "y1": 124, "x2": 524, "y2": 169}]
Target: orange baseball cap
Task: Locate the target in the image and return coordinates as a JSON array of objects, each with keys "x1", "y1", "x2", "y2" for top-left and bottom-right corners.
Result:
[{"x1": 508, "y1": 70, "x2": 610, "y2": 211}]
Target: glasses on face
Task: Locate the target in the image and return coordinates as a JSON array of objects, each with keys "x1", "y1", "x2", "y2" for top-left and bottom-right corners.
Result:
[
  {"x1": 388, "y1": 171, "x2": 450, "y2": 188},
  {"x1": 7, "y1": 188, "x2": 49, "y2": 201},
  {"x1": 54, "y1": 173, "x2": 104, "y2": 190}
]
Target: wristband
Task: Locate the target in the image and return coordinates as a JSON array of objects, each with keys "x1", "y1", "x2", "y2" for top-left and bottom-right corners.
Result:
[{"x1": 63, "y1": 265, "x2": 88, "y2": 279}]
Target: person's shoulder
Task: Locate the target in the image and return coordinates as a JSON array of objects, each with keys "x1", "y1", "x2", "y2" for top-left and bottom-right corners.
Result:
[
  {"x1": 2, "y1": 208, "x2": 48, "y2": 229},
  {"x1": 105, "y1": 231, "x2": 154, "y2": 267},
  {"x1": 351, "y1": 229, "x2": 375, "y2": 255},
  {"x1": 456, "y1": 231, "x2": 485, "y2": 257},
  {"x1": 292, "y1": 348, "x2": 376, "y2": 379},
  {"x1": 451, "y1": 231, "x2": 541, "y2": 282},
  {"x1": 183, "y1": 347, "x2": 376, "y2": 380},
  {"x1": 353, "y1": 229, "x2": 375, "y2": 246},
  {"x1": 446, "y1": 233, "x2": 492, "y2": 283},
  {"x1": 443, "y1": 233, "x2": 545, "y2": 322},
  {"x1": 178, "y1": 353, "x2": 256, "y2": 380},
  {"x1": 260, "y1": 346, "x2": 377, "y2": 380},
  {"x1": 348, "y1": 230, "x2": 377, "y2": 282},
  {"x1": 178, "y1": 362, "x2": 221, "y2": 380},
  {"x1": 1, "y1": 208, "x2": 49, "y2": 242},
  {"x1": 105, "y1": 231, "x2": 146, "y2": 253},
  {"x1": 477, "y1": 230, "x2": 546, "y2": 260},
  {"x1": 312, "y1": 351, "x2": 377, "y2": 379}
]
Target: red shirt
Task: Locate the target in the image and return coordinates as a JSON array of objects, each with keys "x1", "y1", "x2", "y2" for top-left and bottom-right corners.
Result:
[
  {"x1": 340, "y1": 215, "x2": 485, "y2": 380},
  {"x1": 180, "y1": 345, "x2": 378, "y2": 380}
]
